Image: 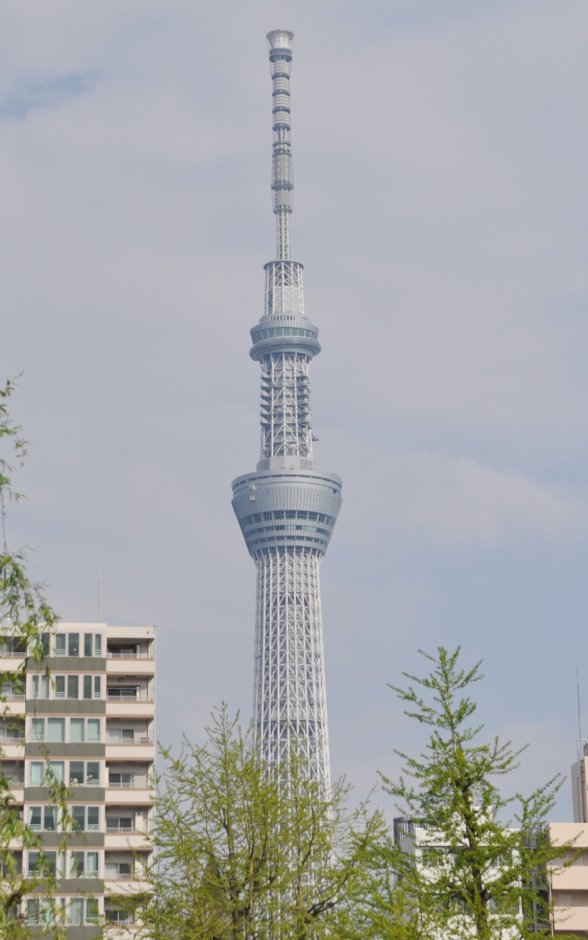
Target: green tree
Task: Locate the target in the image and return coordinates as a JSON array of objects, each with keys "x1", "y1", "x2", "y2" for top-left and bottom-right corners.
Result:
[
  {"x1": 0, "y1": 379, "x2": 66, "y2": 937},
  {"x1": 139, "y1": 706, "x2": 384, "y2": 939},
  {"x1": 365, "y1": 646, "x2": 574, "y2": 939}
]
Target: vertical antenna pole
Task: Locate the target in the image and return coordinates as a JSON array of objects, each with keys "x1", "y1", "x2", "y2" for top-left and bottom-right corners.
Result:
[
  {"x1": 97, "y1": 542, "x2": 102, "y2": 623},
  {"x1": 577, "y1": 666, "x2": 583, "y2": 760},
  {"x1": 268, "y1": 29, "x2": 294, "y2": 260}
]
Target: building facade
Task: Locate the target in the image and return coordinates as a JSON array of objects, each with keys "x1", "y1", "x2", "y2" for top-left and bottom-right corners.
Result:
[
  {"x1": 0, "y1": 621, "x2": 155, "y2": 936},
  {"x1": 232, "y1": 29, "x2": 342, "y2": 790}
]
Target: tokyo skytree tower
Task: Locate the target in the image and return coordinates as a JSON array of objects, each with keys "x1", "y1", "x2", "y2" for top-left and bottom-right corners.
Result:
[{"x1": 232, "y1": 30, "x2": 342, "y2": 790}]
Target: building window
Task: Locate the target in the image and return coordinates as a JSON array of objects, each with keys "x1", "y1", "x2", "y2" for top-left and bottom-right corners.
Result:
[
  {"x1": 105, "y1": 859, "x2": 133, "y2": 879},
  {"x1": 47, "y1": 718, "x2": 65, "y2": 743},
  {"x1": 28, "y1": 806, "x2": 57, "y2": 832},
  {"x1": 30, "y1": 761, "x2": 64, "y2": 786},
  {"x1": 68, "y1": 633, "x2": 79, "y2": 656},
  {"x1": 69, "y1": 898, "x2": 83, "y2": 926},
  {"x1": 28, "y1": 851, "x2": 57, "y2": 877},
  {"x1": 69, "y1": 761, "x2": 100, "y2": 786},
  {"x1": 109, "y1": 771, "x2": 133, "y2": 788},
  {"x1": 71, "y1": 851, "x2": 99, "y2": 878},
  {"x1": 68, "y1": 897, "x2": 100, "y2": 925},
  {"x1": 71, "y1": 805, "x2": 100, "y2": 832},
  {"x1": 55, "y1": 633, "x2": 66, "y2": 655},
  {"x1": 95, "y1": 634, "x2": 102, "y2": 655},
  {"x1": 70, "y1": 718, "x2": 84, "y2": 743},
  {"x1": 84, "y1": 633, "x2": 93, "y2": 656},
  {"x1": 31, "y1": 674, "x2": 49, "y2": 699},
  {"x1": 31, "y1": 718, "x2": 44, "y2": 741},
  {"x1": 67, "y1": 675, "x2": 78, "y2": 699}
]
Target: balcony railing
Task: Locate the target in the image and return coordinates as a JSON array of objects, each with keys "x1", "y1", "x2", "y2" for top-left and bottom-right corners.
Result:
[
  {"x1": 105, "y1": 911, "x2": 134, "y2": 925},
  {"x1": 107, "y1": 735, "x2": 152, "y2": 745},
  {"x1": 0, "y1": 731, "x2": 24, "y2": 743},
  {"x1": 107, "y1": 689, "x2": 152, "y2": 702},
  {"x1": 107, "y1": 650, "x2": 153, "y2": 660},
  {"x1": 108, "y1": 778, "x2": 149, "y2": 789},
  {"x1": 106, "y1": 820, "x2": 151, "y2": 833},
  {"x1": 105, "y1": 866, "x2": 134, "y2": 880}
]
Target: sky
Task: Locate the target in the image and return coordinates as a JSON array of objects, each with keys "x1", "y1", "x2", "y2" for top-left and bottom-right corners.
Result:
[{"x1": 2, "y1": 0, "x2": 588, "y2": 820}]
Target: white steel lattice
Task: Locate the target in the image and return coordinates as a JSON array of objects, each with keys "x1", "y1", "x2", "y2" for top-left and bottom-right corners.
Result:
[
  {"x1": 253, "y1": 548, "x2": 330, "y2": 790},
  {"x1": 264, "y1": 261, "x2": 305, "y2": 317},
  {"x1": 260, "y1": 353, "x2": 313, "y2": 459}
]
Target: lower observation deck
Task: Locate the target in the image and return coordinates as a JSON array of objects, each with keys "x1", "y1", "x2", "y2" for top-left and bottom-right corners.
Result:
[{"x1": 232, "y1": 466, "x2": 342, "y2": 556}]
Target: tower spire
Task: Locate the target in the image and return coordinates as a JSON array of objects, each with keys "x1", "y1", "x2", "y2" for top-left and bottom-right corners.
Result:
[
  {"x1": 232, "y1": 31, "x2": 342, "y2": 790},
  {"x1": 267, "y1": 29, "x2": 294, "y2": 261}
]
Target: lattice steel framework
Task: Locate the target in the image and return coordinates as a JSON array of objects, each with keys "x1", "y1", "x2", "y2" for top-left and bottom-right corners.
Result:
[{"x1": 232, "y1": 30, "x2": 342, "y2": 791}]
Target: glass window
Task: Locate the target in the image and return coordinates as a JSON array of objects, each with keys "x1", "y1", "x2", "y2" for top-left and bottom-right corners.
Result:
[
  {"x1": 95, "y1": 634, "x2": 102, "y2": 655},
  {"x1": 83, "y1": 675, "x2": 92, "y2": 699},
  {"x1": 86, "y1": 898, "x2": 99, "y2": 924},
  {"x1": 47, "y1": 718, "x2": 64, "y2": 743},
  {"x1": 31, "y1": 718, "x2": 44, "y2": 742},
  {"x1": 69, "y1": 898, "x2": 83, "y2": 926},
  {"x1": 70, "y1": 718, "x2": 84, "y2": 743},
  {"x1": 67, "y1": 675, "x2": 78, "y2": 699},
  {"x1": 30, "y1": 762, "x2": 43, "y2": 786},
  {"x1": 55, "y1": 633, "x2": 66, "y2": 655},
  {"x1": 28, "y1": 851, "x2": 56, "y2": 876},
  {"x1": 72, "y1": 806, "x2": 85, "y2": 830},
  {"x1": 44, "y1": 807, "x2": 56, "y2": 831},
  {"x1": 87, "y1": 852, "x2": 99, "y2": 876},
  {"x1": 68, "y1": 633, "x2": 79, "y2": 656},
  {"x1": 29, "y1": 806, "x2": 42, "y2": 829},
  {"x1": 32, "y1": 674, "x2": 50, "y2": 699},
  {"x1": 84, "y1": 633, "x2": 93, "y2": 656},
  {"x1": 87, "y1": 806, "x2": 99, "y2": 830},
  {"x1": 70, "y1": 761, "x2": 84, "y2": 785},
  {"x1": 41, "y1": 633, "x2": 50, "y2": 656},
  {"x1": 72, "y1": 850, "x2": 84, "y2": 877},
  {"x1": 87, "y1": 719, "x2": 100, "y2": 742},
  {"x1": 26, "y1": 899, "x2": 39, "y2": 924},
  {"x1": 48, "y1": 761, "x2": 64, "y2": 783},
  {"x1": 94, "y1": 676, "x2": 101, "y2": 699},
  {"x1": 87, "y1": 762, "x2": 99, "y2": 785},
  {"x1": 55, "y1": 676, "x2": 65, "y2": 698}
]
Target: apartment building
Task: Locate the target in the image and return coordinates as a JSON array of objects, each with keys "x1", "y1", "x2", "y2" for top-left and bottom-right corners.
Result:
[
  {"x1": 393, "y1": 817, "x2": 522, "y2": 939},
  {"x1": 0, "y1": 621, "x2": 155, "y2": 937}
]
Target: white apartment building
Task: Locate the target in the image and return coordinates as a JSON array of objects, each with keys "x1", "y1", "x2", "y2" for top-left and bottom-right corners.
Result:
[
  {"x1": 393, "y1": 817, "x2": 522, "y2": 939},
  {"x1": 0, "y1": 621, "x2": 155, "y2": 938}
]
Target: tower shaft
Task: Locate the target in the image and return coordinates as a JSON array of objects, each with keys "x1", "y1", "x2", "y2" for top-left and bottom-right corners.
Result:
[{"x1": 232, "y1": 30, "x2": 341, "y2": 790}]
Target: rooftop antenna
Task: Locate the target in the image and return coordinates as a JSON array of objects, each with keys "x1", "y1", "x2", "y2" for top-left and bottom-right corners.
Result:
[
  {"x1": 97, "y1": 542, "x2": 102, "y2": 624},
  {"x1": 577, "y1": 666, "x2": 583, "y2": 760}
]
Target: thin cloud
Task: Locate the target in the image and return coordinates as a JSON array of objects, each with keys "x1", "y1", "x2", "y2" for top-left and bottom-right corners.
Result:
[{"x1": 0, "y1": 72, "x2": 96, "y2": 121}]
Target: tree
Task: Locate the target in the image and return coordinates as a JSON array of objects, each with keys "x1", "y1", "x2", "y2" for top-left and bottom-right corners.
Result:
[
  {"x1": 365, "y1": 646, "x2": 574, "y2": 939},
  {"x1": 139, "y1": 706, "x2": 384, "y2": 939},
  {"x1": 0, "y1": 379, "x2": 66, "y2": 937}
]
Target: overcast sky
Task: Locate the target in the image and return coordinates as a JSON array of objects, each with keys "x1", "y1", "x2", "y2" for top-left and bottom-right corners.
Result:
[{"x1": 2, "y1": 0, "x2": 588, "y2": 819}]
